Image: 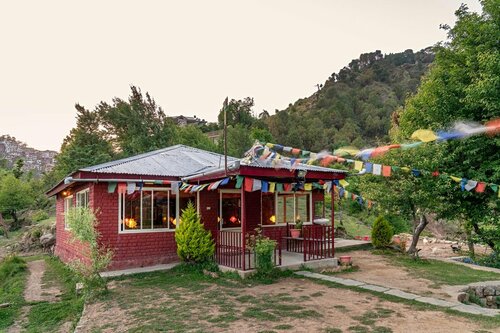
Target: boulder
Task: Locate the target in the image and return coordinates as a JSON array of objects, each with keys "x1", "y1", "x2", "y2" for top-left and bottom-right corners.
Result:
[
  {"x1": 483, "y1": 286, "x2": 495, "y2": 296},
  {"x1": 457, "y1": 292, "x2": 469, "y2": 303},
  {"x1": 40, "y1": 233, "x2": 56, "y2": 248}
]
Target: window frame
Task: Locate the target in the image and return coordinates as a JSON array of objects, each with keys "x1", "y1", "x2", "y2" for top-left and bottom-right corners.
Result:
[
  {"x1": 75, "y1": 188, "x2": 90, "y2": 208},
  {"x1": 64, "y1": 195, "x2": 73, "y2": 230},
  {"x1": 118, "y1": 187, "x2": 186, "y2": 234},
  {"x1": 219, "y1": 189, "x2": 242, "y2": 231},
  {"x1": 262, "y1": 191, "x2": 313, "y2": 227}
]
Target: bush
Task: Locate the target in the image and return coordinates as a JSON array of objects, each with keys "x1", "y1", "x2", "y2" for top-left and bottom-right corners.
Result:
[
  {"x1": 246, "y1": 228, "x2": 277, "y2": 276},
  {"x1": 371, "y1": 216, "x2": 393, "y2": 248},
  {"x1": 65, "y1": 207, "x2": 113, "y2": 298},
  {"x1": 30, "y1": 210, "x2": 49, "y2": 222},
  {"x1": 477, "y1": 252, "x2": 500, "y2": 269},
  {"x1": 175, "y1": 202, "x2": 215, "y2": 264}
]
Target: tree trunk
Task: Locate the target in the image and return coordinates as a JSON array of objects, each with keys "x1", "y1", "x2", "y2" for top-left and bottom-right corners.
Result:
[
  {"x1": 0, "y1": 213, "x2": 8, "y2": 239},
  {"x1": 407, "y1": 214, "x2": 428, "y2": 255},
  {"x1": 471, "y1": 221, "x2": 496, "y2": 252},
  {"x1": 466, "y1": 226, "x2": 475, "y2": 258},
  {"x1": 10, "y1": 210, "x2": 21, "y2": 231}
]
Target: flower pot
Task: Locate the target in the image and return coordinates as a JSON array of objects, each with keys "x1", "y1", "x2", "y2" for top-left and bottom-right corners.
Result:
[
  {"x1": 290, "y1": 229, "x2": 301, "y2": 238},
  {"x1": 392, "y1": 236, "x2": 401, "y2": 244},
  {"x1": 363, "y1": 236, "x2": 370, "y2": 241},
  {"x1": 339, "y1": 256, "x2": 352, "y2": 266},
  {"x1": 355, "y1": 236, "x2": 362, "y2": 240}
]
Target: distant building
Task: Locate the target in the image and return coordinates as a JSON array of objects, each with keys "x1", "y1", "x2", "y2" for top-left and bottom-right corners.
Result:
[{"x1": 170, "y1": 115, "x2": 207, "y2": 127}]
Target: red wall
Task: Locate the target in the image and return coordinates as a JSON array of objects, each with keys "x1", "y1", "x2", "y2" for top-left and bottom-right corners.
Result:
[{"x1": 55, "y1": 184, "x2": 328, "y2": 270}]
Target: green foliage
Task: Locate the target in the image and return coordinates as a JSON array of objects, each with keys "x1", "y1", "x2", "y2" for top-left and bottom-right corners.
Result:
[
  {"x1": 218, "y1": 97, "x2": 256, "y2": 128},
  {"x1": 477, "y1": 252, "x2": 500, "y2": 269},
  {"x1": 266, "y1": 49, "x2": 433, "y2": 151},
  {"x1": 0, "y1": 173, "x2": 35, "y2": 227},
  {"x1": 175, "y1": 125, "x2": 219, "y2": 152},
  {"x1": 30, "y1": 209, "x2": 50, "y2": 222},
  {"x1": 65, "y1": 207, "x2": 113, "y2": 297},
  {"x1": 175, "y1": 202, "x2": 215, "y2": 263},
  {"x1": 53, "y1": 104, "x2": 115, "y2": 178},
  {"x1": 371, "y1": 216, "x2": 393, "y2": 248},
  {"x1": 0, "y1": 256, "x2": 27, "y2": 330},
  {"x1": 392, "y1": 0, "x2": 500, "y2": 252}
]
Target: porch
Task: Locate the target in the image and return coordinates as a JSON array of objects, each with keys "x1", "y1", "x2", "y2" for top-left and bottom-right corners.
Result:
[{"x1": 215, "y1": 224, "x2": 368, "y2": 276}]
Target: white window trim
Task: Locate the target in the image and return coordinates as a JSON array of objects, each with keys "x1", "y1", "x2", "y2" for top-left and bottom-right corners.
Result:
[
  {"x1": 64, "y1": 195, "x2": 73, "y2": 230},
  {"x1": 76, "y1": 188, "x2": 90, "y2": 208},
  {"x1": 117, "y1": 187, "x2": 197, "y2": 234}
]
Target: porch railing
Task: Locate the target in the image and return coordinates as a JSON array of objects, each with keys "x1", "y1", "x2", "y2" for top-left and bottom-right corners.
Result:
[
  {"x1": 215, "y1": 230, "x2": 282, "y2": 271},
  {"x1": 285, "y1": 224, "x2": 334, "y2": 262}
]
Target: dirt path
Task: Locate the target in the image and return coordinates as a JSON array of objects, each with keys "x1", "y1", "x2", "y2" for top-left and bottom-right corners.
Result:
[
  {"x1": 6, "y1": 306, "x2": 31, "y2": 333},
  {"x1": 24, "y1": 260, "x2": 61, "y2": 302},
  {"x1": 77, "y1": 278, "x2": 495, "y2": 333},
  {"x1": 332, "y1": 250, "x2": 457, "y2": 301}
]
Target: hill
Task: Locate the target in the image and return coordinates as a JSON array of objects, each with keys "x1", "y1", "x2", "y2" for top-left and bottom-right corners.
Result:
[
  {"x1": 266, "y1": 48, "x2": 434, "y2": 151},
  {"x1": 0, "y1": 135, "x2": 57, "y2": 175}
]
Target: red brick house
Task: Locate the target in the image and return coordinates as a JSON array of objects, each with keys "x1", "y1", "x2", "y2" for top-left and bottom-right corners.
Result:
[{"x1": 47, "y1": 145, "x2": 346, "y2": 271}]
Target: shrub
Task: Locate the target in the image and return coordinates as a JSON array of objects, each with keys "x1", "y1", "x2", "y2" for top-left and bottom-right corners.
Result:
[
  {"x1": 65, "y1": 207, "x2": 113, "y2": 298},
  {"x1": 246, "y1": 228, "x2": 276, "y2": 276},
  {"x1": 477, "y1": 252, "x2": 500, "y2": 269},
  {"x1": 175, "y1": 202, "x2": 215, "y2": 264},
  {"x1": 371, "y1": 216, "x2": 393, "y2": 248},
  {"x1": 30, "y1": 210, "x2": 49, "y2": 222}
]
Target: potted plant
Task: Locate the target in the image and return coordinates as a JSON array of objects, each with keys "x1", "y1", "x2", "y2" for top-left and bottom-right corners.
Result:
[{"x1": 290, "y1": 216, "x2": 303, "y2": 238}]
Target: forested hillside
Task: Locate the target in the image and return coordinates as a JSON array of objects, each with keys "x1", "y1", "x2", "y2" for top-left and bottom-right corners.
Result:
[{"x1": 266, "y1": 49, "x2": 434, "y2": 151}]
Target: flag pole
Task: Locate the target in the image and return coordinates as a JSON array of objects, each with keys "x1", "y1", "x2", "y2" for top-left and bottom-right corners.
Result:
[{"x1": 223, "y1": 97, "x2": 229, "y2": 175}]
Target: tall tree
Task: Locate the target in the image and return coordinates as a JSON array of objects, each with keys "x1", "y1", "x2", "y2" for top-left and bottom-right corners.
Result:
[
  {"x1": 0, "y1": 174, "x2": 35, "y2": 229},
  {"x1": 98, "y1": 86, "x2": 177, "y2": 157},
  {"x1": 392, "y1": 0, "x2": 500, "y2": 252},
  {"x1": 217, "y1": 97, "x2": 255, "y2": 128},
  {"x1": 53, "y1": 105, "x2": 115, "y2": 179}
]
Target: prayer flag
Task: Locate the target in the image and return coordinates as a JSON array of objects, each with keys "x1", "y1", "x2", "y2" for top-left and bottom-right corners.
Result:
[
  {"x1": 108, "y1": 182, "x2": 117, "y2": 193},
  {"x1": 127, "y1": 182, "x2": 136, "y2": 194},
  {"x1": 475, "y1": 182, "x2": 486, "y2": 193},
  {"x1": 412, "y1": 169, "x2": 421, "y2": 177},
  {"x1": 269, "y1": 182, "x2": 276, "y2": 193},
  {"x1": 284, "y1": 183, "x2": 292, "y2": 192},
  {"x1": 339, "y1": 179, "x2": 349, "y2": 187},
  {"x1": 382, "y1": 165, "x2": 391, "y2": 177},
  {"x1": 464, "y1": 180, "x2": 478, "y2": 191},
  {"x1": 235, "y1": 176, "x2": 244, "y2": 189},
  {"x1": 220, "y1": 178, "x2": 230, "y2": 186},
  {"x1": 261, "y1": 181, "x2": 269, "y2": 193},
  {"x1": 304, "y1": 183, "x2": 312, "y2": 191},
  {"x1": 490, "y1": 184, "x2": 498, "y2": 193},
  {"x1": 364, "y1": 163, "x2": 373, "y2": 173},
  {"x1": 354, "y1": 161, "x2": 363, "y2": 171},
  {"x1": 276, "y1": 183, "x2": 284, "y2": 192},
  {"x1": 244, "y1": 178, "x2": 253, "y2": 192},
  {"x1": 411, "y1": 129, "x2": 438, "y2": 142},
  {"x1": 252, "y1": 179, "x2": 262, "y2": 191},
  {"x1": 450, "y1": 176, "x2": 461, "y2": 183},
  {"x1": 291, "y1": 148, "x2": 301, "y2": 155},
  {"x1": 373, "y1": 164, "x2": 382, "y2": 175}
]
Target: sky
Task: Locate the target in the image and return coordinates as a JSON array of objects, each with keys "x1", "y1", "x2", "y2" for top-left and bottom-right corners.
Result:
[{"x1": 0, "y1": 0, "x2": 482, "y2": 152}]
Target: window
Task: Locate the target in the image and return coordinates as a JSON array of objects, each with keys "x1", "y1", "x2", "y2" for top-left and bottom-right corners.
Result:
[
  {"x1": 76, "y1": 189, "x2": 89, "y2": 208},
  {"x1": 119, "y1": 189, "x2": 195, "y2": 232},
  {"x1": 275, "y1": 193, "x2": 311, "y2": 224},
  {"x1": 64, "y1": 195, "x2": 73, "y2": 230},
  {"x1": 261, "y1": 193, "x2": 275, "y2": 225},
  {"x1": 220, "y1": 191, "x2": 241, "y2": 229}
]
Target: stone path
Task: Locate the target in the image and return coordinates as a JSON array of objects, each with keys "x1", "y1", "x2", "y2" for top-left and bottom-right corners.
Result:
[
  {"x1": 24, "y1": 260, "x2": 61, "y2": 302},
  {"x1": 296, "y1": 271, "x2": 500, "y2": 317}
]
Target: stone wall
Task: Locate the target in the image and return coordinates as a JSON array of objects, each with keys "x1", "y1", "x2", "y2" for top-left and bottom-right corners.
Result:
[{"x1": 458, "y1": 285, "x2": 500, "y2": 309}]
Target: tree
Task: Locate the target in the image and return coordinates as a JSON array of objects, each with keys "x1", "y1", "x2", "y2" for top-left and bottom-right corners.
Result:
[
  {"x1": 175, "y1": 202, "x2": 214, "y2": 263},
  {"x1": 217, "y1": 97, "x2": 255, "y2": 128},
  {"x1": 12, "y1": 159, "x2": 24, "y2": 179},
  {"x1": 219, "y1": 124, "x2": 254, "y2": 158},
  {"x1": 392, "y1": 0, "x2": 500, "y2": 252},
  {"x1": 53, "y1": 104, "x2": 115, "y2": 179},
  {"x1": 174, "y1": 125, "x2": 219, "y2": 152},
  {"x1": 0, "y1": 174, "x2": 35, "y2": 229},
  {"x1": 98, "y1": 86, "x2": 177, "y2": 157}
]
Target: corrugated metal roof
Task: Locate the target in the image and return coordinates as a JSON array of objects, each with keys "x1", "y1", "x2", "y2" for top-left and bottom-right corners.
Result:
[
  {"x1": 243, "y1": 158, "x2": 347, "y2": 173},
  {"x1": 80, "y1": 145, "x2": 238, "y2": 177}
]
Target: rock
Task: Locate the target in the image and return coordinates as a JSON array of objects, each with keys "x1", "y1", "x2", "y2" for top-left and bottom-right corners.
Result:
[
  {"x1": 485, "y1": 296, "x2": 494, "y2": 306},
  {"x1": 495, "y1": 286, "x2": 500, "y2": 296},
  {"x1": 76, "y1": 282, "x2": 84, "y2": 295},
  {"x1": 457, "y1": 292, "x2": 469, "y2": 303},
  {"x1": 0, "y1": 303, "x2": 10, "y2": 308},
  {"x1": 40, "y1": 233, "x2": 56, "y2": 248},
  {"x1": 474, "y1": 286, "x2": 484, "y2": 297},
  {"x1": 484, "y1": 286, "x2": 495, "y2": 296}
]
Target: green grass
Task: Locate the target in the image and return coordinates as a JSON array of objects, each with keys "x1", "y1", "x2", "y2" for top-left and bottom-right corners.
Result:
[
  {"x1": 338, "y1": 215, "x2": 372, "y2": 238},
  {"x1": 0, "y1": 256, "x2": 28, "y2": 330},
  {"x1": 384, "y1": 252, "x2": 500, "y2": 286},
  {"x1": 24, "y1": 256, "x2": 84, "y2": 332}
]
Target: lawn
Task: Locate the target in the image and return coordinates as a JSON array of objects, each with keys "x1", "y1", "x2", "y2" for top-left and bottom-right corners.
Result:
[{"x1": 77, "y1": 264, "x2": 498, "y2": 332}]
